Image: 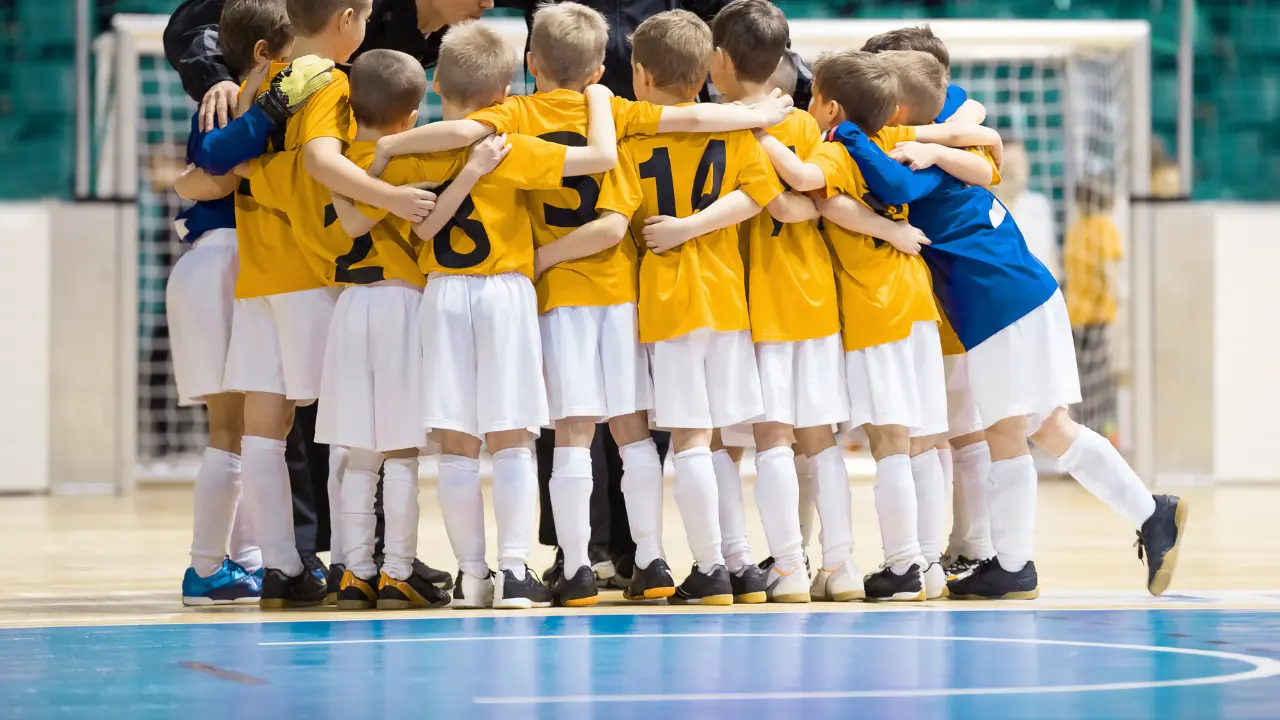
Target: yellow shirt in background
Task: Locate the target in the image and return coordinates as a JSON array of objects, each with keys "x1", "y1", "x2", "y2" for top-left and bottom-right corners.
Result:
[{"x1": 1064, "y1": 213, "x2": 1123, "y2": 325}]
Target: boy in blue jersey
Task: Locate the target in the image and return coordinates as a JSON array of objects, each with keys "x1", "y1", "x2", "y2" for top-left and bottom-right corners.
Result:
[{"x1": 821, "y1": 49, "x2": 1187, "y2": 600}]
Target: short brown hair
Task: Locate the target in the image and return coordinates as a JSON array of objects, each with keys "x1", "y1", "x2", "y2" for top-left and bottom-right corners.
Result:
[
  {"x1": 812, "y1": 50, "x2": 898, "y2": 135},
  {"x1": 436, "y1": 21, "x2": 518, "y2": 107},
  {"x1": 880, "y1": 50, "x2": 946, "y2": 125},
  {"x1": 286, "y1": 0, "x2": 363, "y2": 36},
  {"x1": 630, "y1": 10, "x2": 712, "y2": 96},
  {"x1": 349, "y1": 50, "x2": 427, "y2": 129},
  {"x1": 530, "y1": 2, "x2": 609, "y2": 89},
  {"x1": 711, "y1": 0, "x2": 789, "y2": 85},
  {"x1": 219, "y1": 0, "x2": 291, "y2": 78},
  {"x1": 862, "y1": 25, "x2": 951, "y2": 73}
]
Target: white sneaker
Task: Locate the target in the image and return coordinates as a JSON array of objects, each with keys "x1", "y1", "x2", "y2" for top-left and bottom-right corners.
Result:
[
  {"x1": 451, "y1": 570, "x2": 494, "y2": 609},
  {"x1": 810, "y1": 558, "x2": 866, "y2": 601},
  {"x1": 764, "y1": 563, "x2": 811, "y2": 603},
  {"x1": 924, "y1": 561, "x2": 949, "y2": 599}
]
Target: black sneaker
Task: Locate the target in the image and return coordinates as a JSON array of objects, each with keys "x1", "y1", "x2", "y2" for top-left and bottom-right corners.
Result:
[
  {"x1": 335, "y1": 570, "x2": 378, "y2": 610},
  {"x1": 493, "y1": 567, "x2": 553, "y2": 610},
  {"x1": 411, "y1": 558, "x2": 454, "y2": 591},
  {"x1": 543, "y1": 547, "x2": 566, "y2": 588},
  {"x1": 670, "y1": 564, "x2": 734, "y2": 606},
  {"x1": 326, "y1": 563, "x2": 346, "y2": 605},
  {"x1": 1137, "y1": 494, "x2": 1189, "y2": 596},
  {"x1": 588, "y1": 544, "x2": 616, "y2": 585},
  {"x1": 624, "y1": 558, "x2": 676, "y2": 601},
  {"x1": 864, "y1": 563, "x2": 926, "y2": 602},
  {"x1": 607, "y1": 552, "x2": 635, "y2": 590},
  {"x1": 730, "y1": 565, "x2": 768, "y2": 604},
  {"x1": 302, "y1": 553, "x2": 329, "y2": 589},
  {"x1": 947, "y1": 558, "x2": 1039, "y2": 600},
  {"x1": 942, "y1": 553, "x2": 982, "y2": 580},
  {"x1": 553, "y1": 565, "x2": 600, "y2": 608},
  {"x1": 378, "y1": 570, "x2": 451, "y2": 609},
  {"x1": 260, "y1": 566, "x2": 328, "y2": 609}
]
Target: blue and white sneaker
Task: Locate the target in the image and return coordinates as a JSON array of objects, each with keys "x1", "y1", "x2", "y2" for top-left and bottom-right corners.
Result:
[{"x1": 182, "y1": 559, "x2": 262, "y2": 606}]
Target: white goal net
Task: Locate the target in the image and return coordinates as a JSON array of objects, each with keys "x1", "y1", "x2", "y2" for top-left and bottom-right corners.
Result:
[{"x1": 87, "y1": 15, "x2": 1151, "y2": 479}]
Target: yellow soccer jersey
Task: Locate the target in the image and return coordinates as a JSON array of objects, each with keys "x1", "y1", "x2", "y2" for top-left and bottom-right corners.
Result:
[
  {"x1": 809, "y1": 125, "x2": 939, "y2": 353},
  {"x1": 467, "y1": 91, "x2": 664, "y2": 312},
  {"x1": 596, "y1": 121, "x2": 784, "y2": 344},
  {"x1": 744, "y1": 109, "x2": 840, "y2": 344}
]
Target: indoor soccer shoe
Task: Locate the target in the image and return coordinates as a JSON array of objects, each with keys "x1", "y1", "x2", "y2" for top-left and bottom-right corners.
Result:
[
  {"x1": 942, "y1": 552, "x2": 982, "y2": 580},
  {"x1": 326, "y1": 563, "x2": 346, "y2": 605},
  {"x1": 864, "y1": 563, "x2": 926, "y2": 602},
  {"x1": 947, "y1": 558, "x2": 1039, "y2": 600},
  {"x1": 182, "y1": 559, "x2": 261, "y2": 606},
  {"x1": 589, "y1": 544, "x2": 617, "y2": 585},
  {"x1": 670, "y1": 565, "x2": 734, "y2": 606},
  {"x1": 607, "y1": 552, "x2": 635, "y2": 590},
  {"x1": 378, "y1": 571, "x2": 451, "y2": 610},
  {"x1": 411, "y1": 558, "x2": 454, "y2": 591},
  {"x1": 493, "y1": 567, "x2": 553, "y2": 609},
  {"x1": 543, "y1": 547, "x2": 566, "y2": 588},
  {"x1": 1138, "y1": 494, "x2": 1188, "y2": 596},
  {"x1": 924, "y1": 562, "x2": 949, "y2": 599},
  {"x1": 764, "y1": 564, "x2": 811, "y2": 603},
  {"x1": 730, "y1": 564, "x2": 768, "y2": 604},
  {"x1": 810, "y1": 559, "x2": 865, "y2": 602},
  {"x1": 553, "y1": 565, "x2": 600, "y2": 608},
  {"x1": 452, "y1": 570, "x2": 495, "y2": 609},
  {"x1": 335, "y1": 570, "x2": 378, "y2": 610},
  {"x1": 260, "y1": 566, "x2": 328, "y2": 609},
  {"x1": 302, "y1": 553, "x2": 329, "y2": 590},
  {"x1": 624, "y1": 558, "x2": 676, "y2": 600}
]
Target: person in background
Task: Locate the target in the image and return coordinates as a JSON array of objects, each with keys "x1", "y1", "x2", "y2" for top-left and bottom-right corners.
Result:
[{"x1": 994, "y1": 136, "x2": 1060, "y2": 281}]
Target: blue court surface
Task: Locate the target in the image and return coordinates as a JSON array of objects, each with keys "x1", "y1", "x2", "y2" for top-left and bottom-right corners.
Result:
[{"x1": 5, "y1": 609, "x2": 1280, "y2": 719}]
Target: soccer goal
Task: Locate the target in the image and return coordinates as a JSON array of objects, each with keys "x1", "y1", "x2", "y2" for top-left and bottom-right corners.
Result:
[{"x1": 83, "y1": 14, "x2": 1152, "y2": 485}]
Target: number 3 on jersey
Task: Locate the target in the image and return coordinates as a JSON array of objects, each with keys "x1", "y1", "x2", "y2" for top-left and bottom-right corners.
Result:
[
  {"x1": 432, "y1": 179, "x2": 492, "y2": 269},
  {"x1": 539, "y1": 131, "x2": 599, "y2": 228},
  {"x1": 638, "y1": 140, "x2": 727, "y2": 218}
]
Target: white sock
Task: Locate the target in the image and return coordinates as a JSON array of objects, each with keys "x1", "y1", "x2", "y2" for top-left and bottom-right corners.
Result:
[
  {"x1": 189, "y1": 447, "x2": 242, "y2": 577},
  {"x1": 437, "y1": 454, "x2": 487, "y2": 578},
  {"x1": 988, "y1": 454, "x2": 1037, "y2": 573},
  {"x1": 326, "y1": 446, "x2": 350, "y2": 567},
  {"x1": 341, "y1": 448, "x2": 383, "y2": 579},
  {"x1": 874, "y1": 454, "x2": 923, "y2": 571},
  {"x1": 711, "y1": 449, "x2": 751, "y2": 571},
  {"x1": 1059, "y1": 426, "x2": 1156, "y2": 528},
  {"x1": 619, "y1": 438, "x2": 665, "y2": 569},
  {"x1": 550, "y1": 446, "x2": 593, "y2": 574},
  {"x1": 381, "y1": 456, "x2": 420, "y2": 581},
  {"x1": 492, "y1": 447, "x2": 536, "y2": 579},
  {"x1": 811, "y1": 446, "x2": 853, "y2": 569},
  {"x1": 796, "y1": 452, "x2": 816, "y2": 550},
  {"x1": 754, "y1": 446, "x2": 803, "y2": 572},
  {"x1": 941, "y1": 446, "x2": 958, "y2": 551},
  {"x1": 240, "y1": 436, "x2": 302, "y2": 576},
  {"x1": 673, "y1": 446, "x2": 724, "y2": 573},
  {"x1": 953, "y1": 441, "x2": 994, "y2": 559},
  {"x1": 910, "y1": 449, "x2": 947, "y2": 565},
  {"x1": 228, "y1": 500, "x2": 261, "y2": 573}
]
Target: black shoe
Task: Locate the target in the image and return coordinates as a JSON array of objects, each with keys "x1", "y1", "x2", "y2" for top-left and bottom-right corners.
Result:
[
  {"x1": 493, "y1": 567, "x2": 553, "y2": 609},
  {"x1": 378, "y1": 570, "x2": 451, "y2": 609},
  {"x1": 671, "y1": 564, "x2": 734, "y2": 606},
  {"x1": 326, "y1": 563, "x2": 346, "y2": 605},
  {"x1": 864, "y1": 563, "x2": 926, "y2": 602},
  {"x1": 730, "y1": 564, "x2": 767, "y2": 604},
  {"x1": 942, "y1": 554, "x2": 983, "y2": 579},
  {"x1": 302, "y1": 552, "x2": 329, "y2": 588},
  {"x1": 261, "y1": 566, "x2": 328, "y2": 609},
  {"x1": 588, "y1": 544, "x2": 616, "y2": 585},
  {"x1": 607, "y1": 552, "x2": 635, "y2": 590},
  {"x1": 412, "y1": 558, "x2": 454, "y2": 591},
  {"x1": 553, "y1": 565, "x2": 600, "y2": 607},
  {"x1": 1138, "y1": 494, "x2": 1188, "y2": 596},
  {"x1": 544, "y1": 547, "x2": 566, "y2": 588},
  {"x1": 947, "y1": 558, "x2": 1039, "y2": 600},
  {"x1": 624, "y1": 558, "x2": 676, "y2": 601},
  {"x1": 336, "y1": 570, "x2": 378, "y2": 610}
]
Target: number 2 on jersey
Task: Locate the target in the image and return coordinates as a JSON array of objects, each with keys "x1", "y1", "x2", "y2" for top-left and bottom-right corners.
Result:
[
  {"x1": 638, "y1": 140, "x2": 728, "y2": 218},
  {"x1": 324, "y1": 203, "x2": 384, "y2": 284}
]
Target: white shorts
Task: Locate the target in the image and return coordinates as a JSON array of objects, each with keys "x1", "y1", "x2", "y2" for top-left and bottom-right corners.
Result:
[
  {"x1": 540, "y1": 303, "x2": 652, "y2": 422},
  {"x1": 757, "y1": 333, "x2": 850, "y2": 429},
  {"x1": 315, "y1": 284, "x2": 425, "y2": 452},
  {"x1": 968, "y1": 289, "x2": 1082, "y2": 435},
  {"x1": 844, "y1": 320, "x2": 948, "y2": 438},
  {"x1": 223, "y1": 286, "x2": 339, "y2": 404},
  {"x1": 167, "y1": 229, "x2": 238, "y2": 406},
  {"x1": 420, "y1": 272, "x2": 547, "y2": 438},
  {"x1": 944, "y1": 354, "x2": 984, "y2": 438},
  {"x1": 650, "y1": 328, "x2": 763, "y2": 430}
]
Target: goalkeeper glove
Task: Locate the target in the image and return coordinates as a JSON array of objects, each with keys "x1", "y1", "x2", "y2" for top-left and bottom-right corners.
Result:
[{"x1": 254, "y1": 55, "x2": 336, "y2": 125}]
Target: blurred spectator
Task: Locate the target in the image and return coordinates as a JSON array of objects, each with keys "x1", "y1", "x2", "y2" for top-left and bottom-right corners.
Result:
[
  {"x1": 1151, "y1": 136, "x2": 1182, "y2": 197},
  {"x1": 994, "y1": 137, "x2": 1059, "y2": 280}
]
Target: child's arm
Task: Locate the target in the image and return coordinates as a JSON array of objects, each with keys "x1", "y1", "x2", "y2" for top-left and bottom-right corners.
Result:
[
  {"x1": 173, "y1": 164, "x2": 238, "y2": 201},
  {"x1": 768, "y1": 192, "x2": 819, "y2": 224},
  {"x1": 830, "y1": 123, "x2": 946, "y2": 205},
  {"x1": 331, "y1": 194, "x2": 378, "y2": 237},
  {"x1": 911, "y1": 123, "x2": 1001, "y2": 150},
  {"x1": 753, "y1": 131, "x2": 825, "y2": 191},
  {"x1": 642, "y1": 190, "x2": 762, "y2": 254},
  {"x1": 411, "y1": 135, "x2": 512, "y2": 239},
  {"x1": 371, "y1": 121, "x2": 495, "y2": 176},
  {"x1": 534, "y1": 211, "x2": 632, "y2": 279},
  {"x1": 303, "y1": 137, "x2": 437, "y2": 223},
  {"x1": 814, "y1": 193, "x2": 932, "y2": 256},
  {"x1": 947, "y1": 99, "x2": 987, "y2": 125},
  {"x1": 559, "y1": 84, "x2": 618, "y2": 177},
  {"x1": 889, "y1": 142, "x2": 995, "y2": 188},
  {"x1": 655, "y1": 88, "x2": 793, "y2": 133}
]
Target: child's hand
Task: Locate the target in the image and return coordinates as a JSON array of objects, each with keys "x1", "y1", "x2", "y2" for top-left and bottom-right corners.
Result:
[
  {"x1": 236, "y1": 63, "x2": 271, "y2": 119},
  {"x1": 643, "y1": 215, "x2": 697, "y2": 254},
  {"x1": 890, "y1": 141, "x2": 943, "y2": 171},
  {"x1": 464, "y1": 134, "x2": 511, "y2": 177},
  {"x1": 369, "y1": 140, "x2": 392, "y2": 178},
  {"x1": 752, "y1": 88, "x2": 794, "y2": 128},
  {"x1": 385, "y1": 185, "x2": 438, "y2": 224},
  {"x1": 883, "y1": 220, "x2": 931, "y2": 256}
]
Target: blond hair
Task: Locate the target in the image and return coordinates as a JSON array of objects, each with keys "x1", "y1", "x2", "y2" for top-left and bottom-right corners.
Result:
[
  {"x1": 436, "y1": 21, "x2": 518, "y2": 107},
  {"x1": 879, "y1": 50, "x2": 946, "y2": 125},
  {"x1": 350, "y1": 49, "x2": 427, "y2": 129},
  {"x1": 629, "y1": 10, "x2": 712, "y2": 96},
  {"x1": 530, "y1": 2, "x2": 608, "y2": 89},
  {"x1": 812, "y1": 50, "x2": 898, "y2": 135}
]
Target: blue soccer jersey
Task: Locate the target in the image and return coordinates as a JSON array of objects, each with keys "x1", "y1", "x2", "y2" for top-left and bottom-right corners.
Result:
[
  {"x1": 175, "y1": 105, "x2": 277, "y2": 242},
  {"x1": 935, "y1": 83, "x2": 967, "y2": 123}
]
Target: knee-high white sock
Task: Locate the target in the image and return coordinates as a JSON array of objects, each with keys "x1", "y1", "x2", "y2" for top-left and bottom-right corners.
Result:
[
  {"x1": 342, "y1": 448, "x2": 384, "y2": 579},
  {"x1": 941, "y1": 446, "x2": 959, "y2": 551},
  {"x1": 953, "y1": 441, "x2": 994, "y2": 559},
  {"x1": 326, "y1": 446, "x2": 349, "y2": 567},
  {"x1": 811, "y1": 446, "x2": 853, "y2": 568},
  {"x1": 550, "y1": 446, "x2": 593, "y2": 574},
  {"x1": 754, "y1": 446, "x2": 804, "y2": 572},
  {"x1": 1058, "y1": 426, "x2": 1156, "y2": 528},
  {"x1": 240, "y1": 436, "x2": 302, "y2": 576},
  {"x1": 228, "y1": 499, "x2": 261, "y2": 574},
  {"x1": 381, "y1": 457, "x2": 420, "y2": 581},
  {"x1": 437, "y1": 454, "x2": 487, "y2": 578},
  {"x1": 874, "y1": 454, "x2": 924, "y2": 572},
  {"x1": 711, "y1": 449, "x2": 751, "y2": 571},
  {"x1": 190, "y1": 447, "x2": 242, "y2": 577},
  {"x1": 910, "y1": 449, "x2": 947, "y2": 565},
  {"x1": 492, "y1": 447, "x2": 537, "y2": 579},
  {"x1": 619, "y1": 438, "x2": 665, "y2": 570},
  {"x1": 796, "y1": 452, "x2": 816, "y2": 549},
  {"x1": 989, "y1": 454, "x2": 1037, "y2": 573},
  {"x1": 673, "y1": 446, "x2": 724, "y2": 573}
]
